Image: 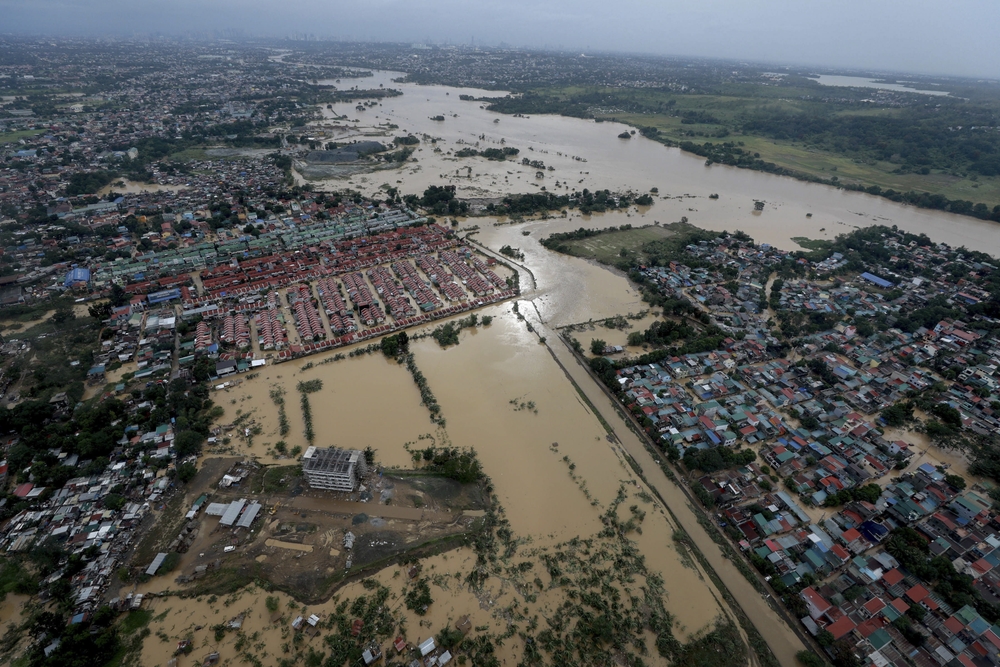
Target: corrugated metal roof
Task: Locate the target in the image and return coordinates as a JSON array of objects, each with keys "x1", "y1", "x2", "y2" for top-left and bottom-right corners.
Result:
[
  {"x1": 219, "y1": 499, "x2": 246, "y2": 526},
  {"x1": 236, "y1": 502, "x2": 261, "y2": 528},
  {"x1": 205, "y1": 502, "x2": 229, "y2": 516},
  {"x1": 146, "y1": 552, "x2": 168, "y2": 576}
]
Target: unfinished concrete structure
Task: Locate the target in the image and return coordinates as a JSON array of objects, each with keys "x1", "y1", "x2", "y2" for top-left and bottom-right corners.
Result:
[{"x1": 301, "y1": 446, "x2": 368, "y2": 492}]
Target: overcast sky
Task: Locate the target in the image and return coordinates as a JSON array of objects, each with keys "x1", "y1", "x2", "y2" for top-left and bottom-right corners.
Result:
[{"x1": 3, "y1": 0, "x2": 999, "y2": 78}]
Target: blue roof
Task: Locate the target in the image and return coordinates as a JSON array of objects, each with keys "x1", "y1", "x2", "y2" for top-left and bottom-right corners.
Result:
[
  {"x1": 860, "y1": 272, "x2": 893, "y2": 288},
  {"x1": 64, "y1": 267, "x2": 90, "y2": 286}
]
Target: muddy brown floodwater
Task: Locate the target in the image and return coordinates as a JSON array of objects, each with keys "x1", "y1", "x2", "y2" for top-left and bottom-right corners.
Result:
[{"x1": 172, "y1": 305, "x2": 739, "y2": 665}]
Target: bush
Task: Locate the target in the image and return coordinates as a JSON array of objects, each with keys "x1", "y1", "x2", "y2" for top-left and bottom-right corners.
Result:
[
  {"x1": 160, "y1": 552, "x2": 181, "y2": 574},
  {"x1": 683, "y1": 447, "x2": 756, "y2": 474},
  {"x1": 405, "y1": 578, "x2": 433, "y2": 615},
  {"x1": 796, "y1": 649, "x2": 827, "y2": 667},
  {"x1": 177, "y1": 461, "x2": 197, "y2": 483},
  {"x1": 296, "y1": 379, "x2": 323, "y2": 394}
]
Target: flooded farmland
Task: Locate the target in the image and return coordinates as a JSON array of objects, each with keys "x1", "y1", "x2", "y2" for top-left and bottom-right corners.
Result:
[{"x1": 217, "y1": 352, "x2": 433, "y2": 468}]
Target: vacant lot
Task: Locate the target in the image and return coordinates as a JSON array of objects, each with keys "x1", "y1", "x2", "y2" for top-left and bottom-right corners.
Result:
[
  {"x1": 149, "y1": 470, "x2": 488, "y2": 603},
  {"x1": 560, "y1": 225, "x2": 678, "y2": 265}
]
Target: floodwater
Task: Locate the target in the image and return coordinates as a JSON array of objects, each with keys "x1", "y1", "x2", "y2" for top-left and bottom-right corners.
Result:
[
  {"x1": 211, "y1": 303, "x2": 732, "y2": 655},
  {"x1": 307, "y1": 69, "x2": 1000, "y2": 257},
  {"x1": 218, "y1": 351, "x2": 434, "y2": 468},
  {"x1": 811, "y1": 75, "x2": 950, "y2": 97}
]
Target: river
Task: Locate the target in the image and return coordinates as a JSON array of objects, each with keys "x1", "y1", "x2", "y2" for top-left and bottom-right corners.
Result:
[
  {"x1": 811, "y1": 74, "x2": 951, "y2": 97},
  {"x1": 304, "y1": 69, "x2": 1000, "y2": 257}
]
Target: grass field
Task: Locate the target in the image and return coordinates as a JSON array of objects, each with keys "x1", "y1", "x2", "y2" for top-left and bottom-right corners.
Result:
[
  {"x1": 559, "y1": 224, "x2": 678, "y2": 264},
  {"x1": 0, "y1": 129, "x2": 44, "y2": 145},
  {"x1": 166, "y1": 147, "x2": 210, "y2": 162}
]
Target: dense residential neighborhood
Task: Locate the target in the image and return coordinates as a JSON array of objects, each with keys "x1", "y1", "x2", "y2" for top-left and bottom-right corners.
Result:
[{"x1": 584, "y1": 227, "x2": 1000, "y2": 667}]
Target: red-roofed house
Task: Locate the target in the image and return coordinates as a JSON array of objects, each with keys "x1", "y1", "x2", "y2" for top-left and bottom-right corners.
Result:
[
  {"x1": 826, "y1": 615, "x2": 857, "y2": 640},
  {"x1": 861, "y1": 598, "x2": 886, "y2": 618},
  {"x1": 982, "y1": 629, "x2": 1000, "y2": 652},
  {"x1": 855, "y1": 617, "x2": 885, "y2": 639},
  {"x1": 890, "y1": 598, "x2": 909, "y2": 615},
  {"x1": 971, "y1": 559, "x2": 993, "y2": 579},
  {"x1": 905, "y1": 584, "x2": 929, "y2": 604},
  {"x1": 801, "y1": 587, "x2": 832, "y2": 621},
  {"x1": 840, "y1": 528, "x2": 866, "y2": 554},
  {"x1": 956, "y1": 654, "x2": 976, "y2": 667},
  {"x1": 13, "y1": 483, "x2": 33, "y2": 498},
  {"x1": 883, "y1": 569, "x2": 904, "y2": 587},
  {"x1": 944, "y1": 616, "x2": 965, "y2": 636}
]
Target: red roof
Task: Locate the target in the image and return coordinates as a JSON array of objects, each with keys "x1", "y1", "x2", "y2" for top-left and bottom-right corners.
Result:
[
  {"x1": 972, "y1": 558, "x2": 993, "y2": 575},
  {"x1": 13, "y1": 483, "x2": 33, "y2": 498},
  {"x1": 944, "y1": 616, "x2": 965, "y2": 635},
  {"x1": 890, "y1": 598, "x2": 909, "y2": 614},
  {"x1": 882, "y1": 569, "x2": 904, "y2": 586},
  {"x1": 905, "y1": 584, "x2": 929, "y2": 603},
  {"x1": 841, "y1": 528, "x2": 862, "y2": 543},
  {"x1": 862, "y1": 597, "x2": 886, "y2": 615},
  {"x1": 826, "y1": 615, "x2": 857, "y2": 640},
  {"x1": 801, "y1": 587, "x2": 832, "y2": 616},
  {"x1": 855, "y1": 618, "x2": 883, "y2": 638},
  {"x1": 830, "y1": 544, "x2": 850, "y2": 561},
  {"x1": 984, "y1": 630, "x2": 1000, "y2": 651}
]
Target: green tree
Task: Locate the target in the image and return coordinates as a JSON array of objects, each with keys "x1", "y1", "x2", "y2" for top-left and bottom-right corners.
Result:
[
  {"x1": 108, "y1": 283, "x2": 128, "y2": 308},
  {"x1": 945, "y1": 473, "x2": 967, "y2": 491},
  {"x1": 176, "y1": 462, "x2": 197, "y2": 483},
  {"x1": 52, "y1": 308, "x2": 74, "y2": 325},
  {"x1": 173, "y1": 431, "x2": 204, "y2": 458},
  {"x1": 380, "y1": 334, "x2": 399, "y2": 358},
  {"x1": 591, "y1": 338, "x2": 607, "y2": 355},
  {"x1": 88, "y1": 302, "x2": 113, "y2": 321}
]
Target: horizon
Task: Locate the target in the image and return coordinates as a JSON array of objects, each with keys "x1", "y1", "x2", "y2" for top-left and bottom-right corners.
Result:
[
  {"x1": 1, "y1": 0, "x2": 998, "y2": 79},
  {"x1": 2, "y1": 34, "x2": 997, "y2": 86}
]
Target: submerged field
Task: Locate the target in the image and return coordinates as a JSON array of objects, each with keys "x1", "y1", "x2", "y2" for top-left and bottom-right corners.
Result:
[{"x1": 130, "y1": 293, "x2": 759, "y2": 666}]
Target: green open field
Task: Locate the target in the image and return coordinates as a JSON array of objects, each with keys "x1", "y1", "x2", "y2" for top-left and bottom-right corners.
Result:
[
  {"x1": 166, "y1": 147, "x2": 210, "y2": 162},
  {"x1": 559, "y1": 224, "x2": 678, "y2": 264},
  {"x1": 0, "y1": 129, "x2": 44, "y2": 145}
]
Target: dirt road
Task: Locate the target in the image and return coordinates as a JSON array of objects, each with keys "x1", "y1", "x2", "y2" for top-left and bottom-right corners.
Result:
[{"x1": 285, "y1": 495, "x2": 457, "y2": 523}]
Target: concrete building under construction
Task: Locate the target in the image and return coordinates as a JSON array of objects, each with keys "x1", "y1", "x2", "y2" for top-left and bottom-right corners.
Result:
[{"x1": 301, "y1": 446, "x2": 368, "y2": 492}]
